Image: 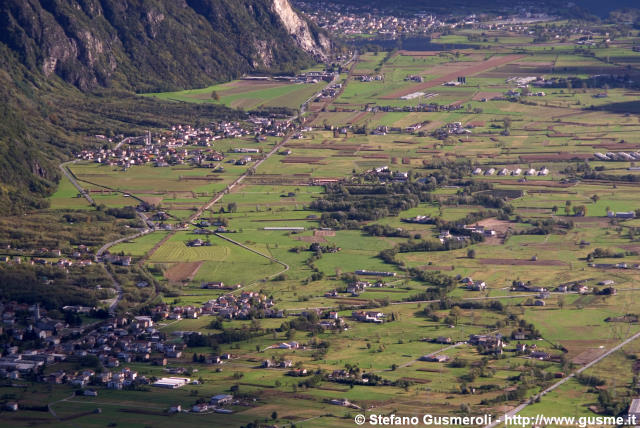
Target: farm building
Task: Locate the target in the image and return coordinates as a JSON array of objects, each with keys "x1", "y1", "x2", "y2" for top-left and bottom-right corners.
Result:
[
  {"x1": 420, "y1": 354, "x2": 449, "y2": 362},
  {"x1": 153, "y1": 377, "x2": 190, "y2": 389},
  {"x1": 628, "y1": 398, "x2": 640, "y2": 421},
  {"x1": 355, "y1": 270, "x2": 396, "y2": 277},
  {"x1": 211, "y1": 394, "x2": 233, "y2": 405},
  {"x1": 607, "y1": 211, "x2": 636, "y2": 219}
]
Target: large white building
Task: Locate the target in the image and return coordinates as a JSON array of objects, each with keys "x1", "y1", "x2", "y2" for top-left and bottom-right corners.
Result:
[{"x1": 153, "y1": 377, "x2": 190, "y2": 389}]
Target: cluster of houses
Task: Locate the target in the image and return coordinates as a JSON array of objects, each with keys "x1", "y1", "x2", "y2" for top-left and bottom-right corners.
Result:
[
  {"x1": 463, "y1": 224, "x2": 497, "y2": 237},
  {"x1": 365, "y1": 165, "x2": 410, "y2": 182},
  {"x1": 438, "y1": 230, "x2": 467, "y2": 243},
  {"x1": 405, "y1": 75, "x2": 424, "y2": 83},
  {"x1": 297, "y1": 2, "x2": 443, "y2": 37},
  {"x1": 144, "y1": 293, "x2": 281, "y2": 322},
  {"x1": 355, "y1": 74, "x2": 383, "y2": 82},
  {"x1": 1, "y1": 245, "x2": 95, "y2": 268},
  {"x1": 267, "y1": 71, "x2": 336, "y2": 84},
  {"x1": 184, "y1": 393, "x2": 235, "y2": 413},
  {"x1": 76, "y1": 118, "x2": 297, "y2": 170},
  {"x1": 261, "y1": 357, "x2": 296, "y2": 369},
  {"x1": 300, "y1": 0, "x2": 555, "y2": 38},
  {"x1": 101, "y1": 253, "x2": 132, "y2": 266},
  {"x1": 511, "y1": 281, "x2": 548, "y2": 293},
  {"x1": 314, "y1": 82, "x2": 342, "y2": 102},
  {"x1": 438, "y1": 225, "x2": 496, "y2": 244},
  {"x1": 594, "y1": 152, "x2": 640, "y2": 162},
  {"x1": 197, "y1": 292, "x2": 281, "y2": 320},
  {"x1": 0, "y1": 310, "x2": 190, "y2": 388},
  {"x1": 472, "y1": 166, "x2": 549, "y2": 176},
  {"x1": 0, "y1": 300, "x2": 280, "y2": 403},
  {"x1": 590, "y1": 262, "x2": 640, "y2": 270},
  {"x1": 344, "y1": 280, "x2": 387, "y2": 296},
  {"x1": 507, "y1": 76, "x2": 539, "y2": 87},
  {"x1": 369, "y1": 122, "x2": 429, "y2": 136},
  {"x1": 432, "y1": 122, "x2": 472, "y2": 139},
  {"x1": 460, "y1": 277, "x2": 486, "y2": 291},
  {"x1": 46, "y1": 367, "x2": 146, "y2": 392},
  {"x1": 468, "y1": 334, "x2": 504, "y2": 354},
  {"x1": 149, "y1": 304, "x2": 203, "y2": 321},
  {"x1": 510, "y1": 279, "x2": 619, "y2": 296},
  {"x1": 364, "y1": 102, "x2": 462, "y2": 115},
  {"x1": 352, "y1": 310, "x2": 385, "y2": 323}
]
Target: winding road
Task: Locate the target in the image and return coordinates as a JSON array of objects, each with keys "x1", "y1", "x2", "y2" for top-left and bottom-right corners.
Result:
[{"x1": 60, "y1": 161, "x2": 153, "y2": 314}]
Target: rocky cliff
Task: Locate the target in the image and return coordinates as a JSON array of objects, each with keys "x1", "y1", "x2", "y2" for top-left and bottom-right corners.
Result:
[
  {"x1": 272, "y1": 0, "x2": 332, "y2": 61},
  {"x1": 0, "y1": 0, "x2": 332, "y2": 92}
]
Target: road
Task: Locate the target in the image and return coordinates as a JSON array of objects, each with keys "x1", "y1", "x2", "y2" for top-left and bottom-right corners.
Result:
[
  {"x1": 59, "y1": 161, "x2": 94, "y2": 205},
  {"x1": 61, "y1": 159, "x2": 153, "y2": 313},
  {"x1": 484, "y1": 329, "x2": 640, "y2": 428}
]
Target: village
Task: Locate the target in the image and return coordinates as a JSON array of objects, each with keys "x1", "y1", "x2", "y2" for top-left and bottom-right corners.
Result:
[{"x1": 76, "y1": 117, "x2": 297, "y2": 170}]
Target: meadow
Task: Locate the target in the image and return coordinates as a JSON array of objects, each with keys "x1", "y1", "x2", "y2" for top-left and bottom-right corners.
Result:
[{"x1": 37, "y1": 23, "x2": 640, "y2": 427}]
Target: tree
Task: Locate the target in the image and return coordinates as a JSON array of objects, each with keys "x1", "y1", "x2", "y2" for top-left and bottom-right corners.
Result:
[
  {"x1": 557, "y1": 295, "x2": 565, "y2": 310},
  {"x1": 551, "y1": 205, "x2": 558, "y2": 214},
  {"x1": 591, "y1": 194, "x2": 600, "y2": 204},
  {"x1": 467, "y1": 249, "x2": 476, "y2": 259},
  {"x1": 211, "y1": 91, "x2": 220, "y2": 101},
  {"x1": 271, "y1": 411, "x2": 278, "y2": 420},
  {"x1": 572, "y1": 205, "x2": 586, "y2": 217},
  {"x1": 227, "y1": 202, "x2": 238, "y2": 213},
  {"x1": 450, "y1": 306, "x2": 462, "y2": 325}
]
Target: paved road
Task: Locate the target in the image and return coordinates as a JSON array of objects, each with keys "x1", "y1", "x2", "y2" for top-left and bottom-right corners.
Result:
[
  {"x1": 94, "y1": 224, "x2": 153, "y2": 314},
  {"x1": 484, "y1": 329, "x2": 640, "y2": 428},
  {"x1": 59, "y1": 161, "x2": 94, "y2": 205}
]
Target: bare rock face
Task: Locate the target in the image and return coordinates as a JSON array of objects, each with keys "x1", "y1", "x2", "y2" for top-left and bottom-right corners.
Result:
[
  {"x1": 271, "y1": 0, "x2": 331, "y2": 61},
  {"x1": 253, "y1": 40, "x2": 275, "y2": 68},
  {"x1": 0, "y1": 0, "x2": 333, "y2": 92}
]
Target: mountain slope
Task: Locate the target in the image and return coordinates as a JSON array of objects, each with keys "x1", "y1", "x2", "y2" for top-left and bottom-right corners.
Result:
[
  {"x1": 0, "y1": 0, "x2": 332, "y2": 215},
  {"x1": 0, "y1": 0, "x2": 331, "y2": 92}
]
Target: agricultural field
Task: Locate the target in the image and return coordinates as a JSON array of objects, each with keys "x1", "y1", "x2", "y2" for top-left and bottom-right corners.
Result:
[
  {"x1": 146, "y1": 79, "x2": 327, "y2": 110},
  {"x1": 25, "y1": 20, "x2": 640, "y2": 428}
]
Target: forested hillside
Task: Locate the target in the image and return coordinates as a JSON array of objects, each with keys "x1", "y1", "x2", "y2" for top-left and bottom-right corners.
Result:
[{"x1": 0, "y1": 0, "x2": 331, "y2": 214}]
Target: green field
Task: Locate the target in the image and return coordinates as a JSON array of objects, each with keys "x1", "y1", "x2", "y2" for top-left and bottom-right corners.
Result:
[{"x1": 29, "y1": 20, "x2": 640, "y2": 428}]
